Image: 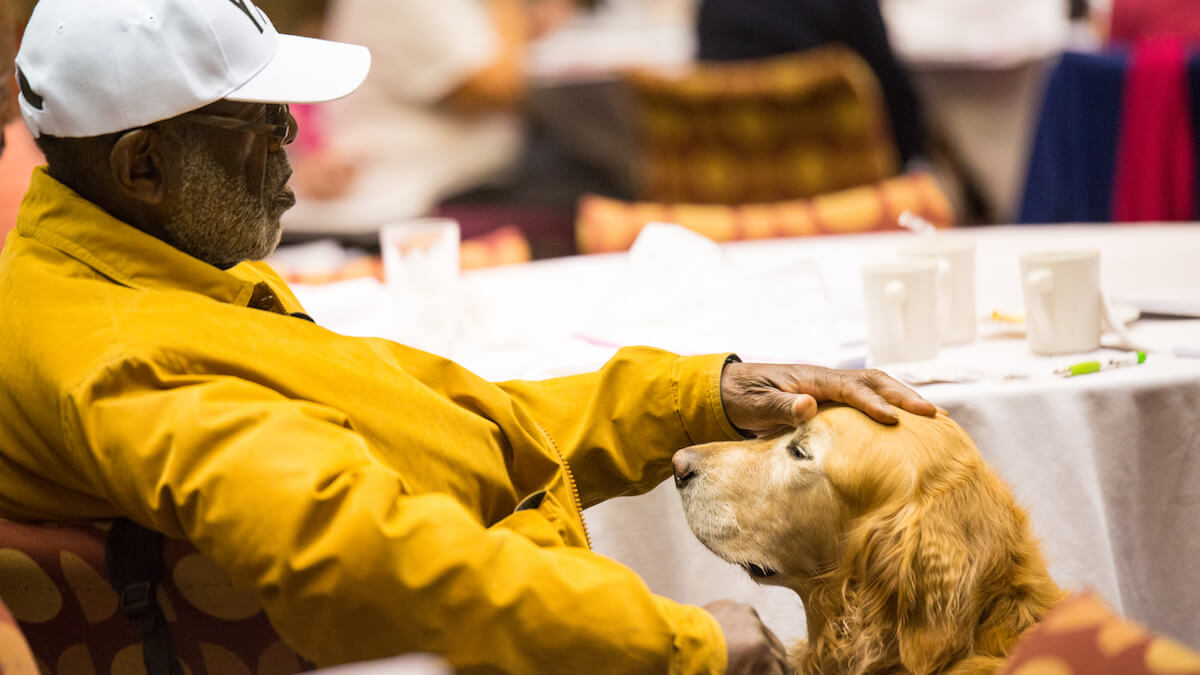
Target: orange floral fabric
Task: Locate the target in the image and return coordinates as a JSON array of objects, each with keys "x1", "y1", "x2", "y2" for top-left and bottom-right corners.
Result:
[
  {"x1": 1001, "y1": 592, "x2": 1200, "y2": 675},
  {"x1": 274, "y1": 225, "x2": 532, "y2": 286},
  {"x1": 575, "y1": 171, "x2": 953, "y2": 255},
  {"x1": 625, "y1": 46, "x2": 899, "y2": 205},
  {"x1": 0, "y1": 519, "x2": 310, "y2": 675}
]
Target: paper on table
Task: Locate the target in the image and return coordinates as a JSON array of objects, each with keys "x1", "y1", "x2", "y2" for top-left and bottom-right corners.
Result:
[
  {"x1": 1110, "y1": 291, "x2": 1200, "y2": 319},
  {"x1": 574, "y1": 223, "x2": 842, "y2": 365}
]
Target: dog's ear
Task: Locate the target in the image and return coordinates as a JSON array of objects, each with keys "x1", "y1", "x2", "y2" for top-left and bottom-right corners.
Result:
[
  {"x1": 845, "y1": 491, "x2": 981, "y2": 675},
  {"x1": 893, "y1": 494, "x2": 980, "y2": 674}
]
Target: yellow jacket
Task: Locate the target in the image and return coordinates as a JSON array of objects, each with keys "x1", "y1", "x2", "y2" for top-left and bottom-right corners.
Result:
[{"x1": 0, "y1": 169, "x2": 744, "y2": 672}]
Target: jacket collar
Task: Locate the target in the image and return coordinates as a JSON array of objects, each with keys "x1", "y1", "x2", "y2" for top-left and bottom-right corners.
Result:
[{"x1": 17, "y1": 167, "x2": 263, "y2": 307}]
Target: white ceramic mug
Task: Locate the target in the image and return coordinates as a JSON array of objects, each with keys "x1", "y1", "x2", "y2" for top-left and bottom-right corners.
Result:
[
  {"x1": 862, "y1": 260, "x2": 940, "y2": 365},
  {"x1": 380, "y1": 218, "x2": 461, "y2": 355},
  {"x1": 898, "y1": 238, "x2": 977, "y2": 345},
  {"x1": 1019, "y1": 249, "x2": 1101, "y2": 355}
]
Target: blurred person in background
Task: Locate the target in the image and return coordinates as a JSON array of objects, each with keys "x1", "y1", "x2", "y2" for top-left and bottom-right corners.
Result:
[
  {"x1": 282, "y1": 0, "x2": 588, "y2": 251},
  {"x1": 696, "y1": 0, "x2": 929, "y2": 169}
]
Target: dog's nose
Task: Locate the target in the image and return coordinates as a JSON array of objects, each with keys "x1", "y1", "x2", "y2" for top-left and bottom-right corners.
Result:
[{"x1": 672, "y1": 449, "x2": 698, "y2": 488}]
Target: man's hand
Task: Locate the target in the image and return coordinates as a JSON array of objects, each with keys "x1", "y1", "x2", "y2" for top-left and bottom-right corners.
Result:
[
  {"x1": 720, "y1": 361, "x2": 937, "y2": 434},
  {"x1": 704, "y1": 599, "x2": 787, "y2": 675}
]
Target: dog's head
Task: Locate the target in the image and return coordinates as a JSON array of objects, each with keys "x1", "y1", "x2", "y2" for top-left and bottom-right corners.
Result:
[{"x1": 674, "y1": 406, "x2": 1062, "y2": 674}]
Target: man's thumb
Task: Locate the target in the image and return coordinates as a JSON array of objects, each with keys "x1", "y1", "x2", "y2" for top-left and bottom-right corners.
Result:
[
  {"x1": 789, "y1": 393, "x2": 818, "y2": 425},
  {"x1": 767, "y1": 391, "x2": 817, "y2": 427}
]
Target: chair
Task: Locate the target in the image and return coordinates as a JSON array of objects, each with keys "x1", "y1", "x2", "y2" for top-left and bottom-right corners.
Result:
[
  {"x1": 0, "y1": 593, "x2": 38, "y2": 674},
  {"x1": 623, "y1": 46, "x2": 900, "y2": 205},
  {"x1": 575, "y1": 170, "x2": 953, "y2": 255},
  {"x1": 0, "y1": 519, "x2": 310, "y2": 674},
  {"x1": 999, "y1": 592, "x2": 1200, "y2": 674}
]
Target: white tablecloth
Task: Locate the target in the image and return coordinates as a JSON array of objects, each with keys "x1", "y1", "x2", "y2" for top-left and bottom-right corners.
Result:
[{"x1": 292, "y1": 225, "x2": 1200, "y2": 649}]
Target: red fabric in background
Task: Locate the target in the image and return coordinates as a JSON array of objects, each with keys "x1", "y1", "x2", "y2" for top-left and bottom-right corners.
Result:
[
  {"x1": 1112, "y1": 39, "x2": 1196, "y2": 222},
  {"x1": 0, "y1": 121, "x2": 42, "y2": 249},
  {"x1": 1110, "y1": 0, "x2": 1200, "y2": 45}
]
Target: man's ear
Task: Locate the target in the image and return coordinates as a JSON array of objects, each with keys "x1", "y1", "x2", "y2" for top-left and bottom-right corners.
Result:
[{"x1": 110, "y1": 128, "x2": 165, "y2": 205}]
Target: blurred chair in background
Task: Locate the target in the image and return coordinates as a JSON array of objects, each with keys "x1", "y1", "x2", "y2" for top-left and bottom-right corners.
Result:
[
  {"x1": 0, "y1": 519, "x2": 310, "y2": 674},
  {"x1": 268, "y1": 225, "x2": 533, "y2": 286},
  {"x1": 697, "y1": 0, "x2": 929, "y2": 168},
  {"x1": 624, "y1": 47, "x2": 900, "y2": 205},
  {"x1": 0, "y1": 595, "x2": 37, "y2": 675},
  {"x1": 576, "y1": 170, "x2": 953, "y2": 254},
  {"x1": 998, "y1": 592, "x2": 1200, "y2": 675}
]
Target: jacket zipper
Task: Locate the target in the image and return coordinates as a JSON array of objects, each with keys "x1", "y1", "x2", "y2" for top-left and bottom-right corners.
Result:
[
  {"x1": 558, "y1": 452, "x2": 591, "y2": 550},
  {"x1": 533, "y1": 420, "x2": 591, "y2": 549}
]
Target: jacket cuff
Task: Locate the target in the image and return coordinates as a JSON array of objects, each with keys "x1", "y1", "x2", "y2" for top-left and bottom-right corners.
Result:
[
  {"x1": 656, "y1": 597, "x2": 728, "y2": 675},
  {"x1": 672, "y1": 353, "x2": 745, "y2": 446}
]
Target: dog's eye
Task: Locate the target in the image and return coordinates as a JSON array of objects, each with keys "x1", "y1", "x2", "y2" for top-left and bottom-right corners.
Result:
[
  {"x1": 743, "y1": 563, "x2": 778, "y2": 579},
  {"x1": 788, "y1": 441, "x2": 812, "y2": 461}
]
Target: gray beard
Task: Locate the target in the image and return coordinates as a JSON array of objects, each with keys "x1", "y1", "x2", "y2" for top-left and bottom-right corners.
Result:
[{"x1": 162, "y1": 133, "x2": 286, "y2": 269}]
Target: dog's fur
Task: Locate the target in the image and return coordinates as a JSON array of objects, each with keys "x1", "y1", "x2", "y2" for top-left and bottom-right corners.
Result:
[{"x1": 674, "y1": 406, "x2": 1065, "y2": 674}]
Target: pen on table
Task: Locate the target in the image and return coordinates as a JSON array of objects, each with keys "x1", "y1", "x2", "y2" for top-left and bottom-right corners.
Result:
[{"x1": 1053, "y1": 351, "x2": 1146, "y2": 377}]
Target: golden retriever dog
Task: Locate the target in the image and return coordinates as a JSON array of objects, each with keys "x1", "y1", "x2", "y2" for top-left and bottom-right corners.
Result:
[{"x1": 673, "y1": 406, "x2": 1065, "y2": 674}]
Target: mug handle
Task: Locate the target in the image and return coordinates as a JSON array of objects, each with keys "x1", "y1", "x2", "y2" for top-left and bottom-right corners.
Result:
[
  {"x1": 884, "y1": 280, "x2": 907, "y2": 357},
  {"x1": 936, "y1": 258, "x2": 952, "y2": 339},
  {"x1": 1024, "y1": 268, "x2": 1055, "y2": 344}
]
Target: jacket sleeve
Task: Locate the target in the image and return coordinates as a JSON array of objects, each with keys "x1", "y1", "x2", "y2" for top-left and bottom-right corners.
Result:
[
  {"x1": 496, "y1": 346, "x2": 745, "y2": 508},
  {"x1": 62, "y1": 358, "x2": 727, "y2": 672}
]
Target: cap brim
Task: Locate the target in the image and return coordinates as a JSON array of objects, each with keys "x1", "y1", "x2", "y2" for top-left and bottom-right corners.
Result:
[{"x1": 226, "y1": 34, "x2": 371, "y2": 104}]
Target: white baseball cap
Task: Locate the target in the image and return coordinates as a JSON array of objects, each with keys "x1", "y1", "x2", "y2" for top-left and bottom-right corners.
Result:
[{"x1": 15, "y1": 0, "x2": 372, "y2": 138}]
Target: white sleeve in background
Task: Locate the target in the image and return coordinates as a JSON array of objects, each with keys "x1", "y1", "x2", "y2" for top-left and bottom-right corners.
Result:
[{"x1": 324, "y1": 0, "x2": 499, "y2": 104}]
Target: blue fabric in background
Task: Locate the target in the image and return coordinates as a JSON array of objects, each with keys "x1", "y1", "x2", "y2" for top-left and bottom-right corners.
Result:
[
  {"x1": 1018, "y1": 51, "x2": 1129, "y2": 224},
  {"x1": 1189, "y1": 52, "x2": 1200, "y2": 214}
]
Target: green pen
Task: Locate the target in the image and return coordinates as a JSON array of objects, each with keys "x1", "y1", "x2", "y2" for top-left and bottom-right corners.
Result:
[{"x1": 1054, "y1": 351, "x2": 1147, "y2": 377}]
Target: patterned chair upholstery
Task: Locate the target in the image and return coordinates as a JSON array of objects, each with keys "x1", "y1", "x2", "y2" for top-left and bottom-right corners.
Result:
[
  {"x1": 1000, "y1": 592, "x2": 1200, "y2": 674},
  {"x1": 624, "y1": 46, "x2": 899, "y2": 205},
  {"x1": 0, "y1": 593, "x2": 38, "y2": 675},
  {"x1": 0, "y1": 519, "x2": 310, "y2": 674},
  {"x1": 575, "y1": 170, "x2": 953, "y2": 255}
]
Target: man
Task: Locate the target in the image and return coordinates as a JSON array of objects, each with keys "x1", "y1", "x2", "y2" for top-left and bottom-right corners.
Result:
[{"x1": 0, "y1": 0, "x2": 936, "y2": 672}]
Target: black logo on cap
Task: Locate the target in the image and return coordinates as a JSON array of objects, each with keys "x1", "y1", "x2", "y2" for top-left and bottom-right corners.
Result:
[
  {"x1": 227, "y1": 0, "x2": 264, "y2": 33},
  {"x1": 16, "y1": 68, "x2": 44, "y2": 110}
]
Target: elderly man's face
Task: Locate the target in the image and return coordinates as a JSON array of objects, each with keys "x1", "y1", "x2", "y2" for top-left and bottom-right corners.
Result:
[{"x1": 159, "y1": 100, "x2": 295, "y2": 268}]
